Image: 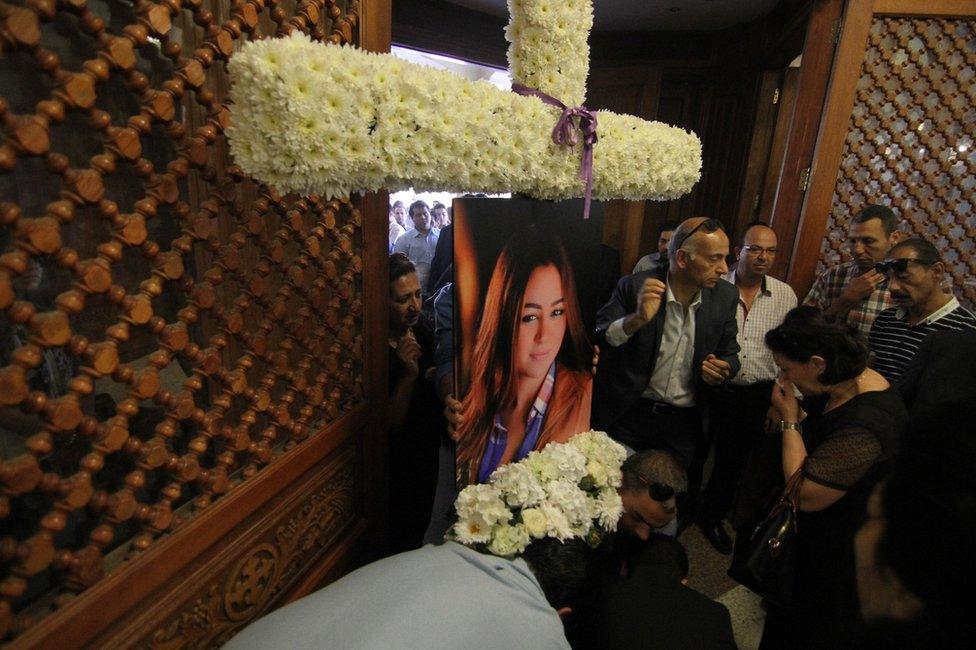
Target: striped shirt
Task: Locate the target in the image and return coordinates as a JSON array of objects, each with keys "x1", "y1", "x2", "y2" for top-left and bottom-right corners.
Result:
[
  {"x1": 804, "y1": 261, "x2": 893, "y2": 342},
  {"x1": 868, "y1": 297, "x2": 976, "y2": 382},
  {"x1": 725, "y1": 270, "x2": 798, "y2": 386}
]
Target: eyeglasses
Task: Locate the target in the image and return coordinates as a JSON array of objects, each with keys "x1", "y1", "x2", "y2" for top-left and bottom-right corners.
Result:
[
  {"x1": 673, "y1": 218, "x2": 725, "y2": 252},
  {"x1": 874, "y1": 258, "x2": 936, "y2": 275},
  {"x1": 742, "y1": 245, "x2": 778, "y2": 256},
  {"x1": 635, "y1": 471, "x2": 676, "y2": 503}
]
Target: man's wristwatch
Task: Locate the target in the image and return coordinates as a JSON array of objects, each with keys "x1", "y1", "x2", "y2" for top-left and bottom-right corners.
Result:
[{"x1": 779, "y1": 421, "x2": 802, "y2": 432}]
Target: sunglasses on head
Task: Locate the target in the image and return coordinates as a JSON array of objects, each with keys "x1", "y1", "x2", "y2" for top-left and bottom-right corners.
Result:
[
  {"x1": 874, "y1": 258, "x2": 935, "y2": 275},
  {"x1": 673, "y1": 218, "x2": 725, "y2": 252},
  {"x1": 635, "y1": 471, "x2": 676, "y2": 502}
]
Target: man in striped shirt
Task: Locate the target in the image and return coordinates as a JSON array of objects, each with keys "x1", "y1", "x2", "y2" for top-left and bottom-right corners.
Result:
[
  {"x1": 868, "y1": 238, "x2": 976, "y2": 383},
  {"x1": 698, "y1": 223, "x2": 797, "y2": 555}
]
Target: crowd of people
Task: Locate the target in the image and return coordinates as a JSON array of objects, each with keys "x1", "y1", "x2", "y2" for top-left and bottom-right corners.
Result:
[{"x1": 232, "y1": 204, "x2": 976, "y2": 648}]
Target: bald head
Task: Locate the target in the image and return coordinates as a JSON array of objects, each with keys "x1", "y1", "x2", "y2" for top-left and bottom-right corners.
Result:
[
  {"x1": 736, "y1": 222, "x2": 778, "y2": 279},
  {"x1": 668, "y1": 217, "x2": 729, "y2": 289}
]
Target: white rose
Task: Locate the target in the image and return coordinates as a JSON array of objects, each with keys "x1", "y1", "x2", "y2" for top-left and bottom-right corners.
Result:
[{"x1": 521, "y1": 508, "x2": 549, "y2": 538}]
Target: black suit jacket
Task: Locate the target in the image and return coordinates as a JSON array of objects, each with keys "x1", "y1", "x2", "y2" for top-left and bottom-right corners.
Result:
[
  {"x1": 896, "y1": 329, "x2": 976, "y2": 417},
  {"x1": 592, "y1": 268, "x2": 740, "y2": 428},
  {"x1": 577, "y1": 539, "x2": 737, "y2": 650}
]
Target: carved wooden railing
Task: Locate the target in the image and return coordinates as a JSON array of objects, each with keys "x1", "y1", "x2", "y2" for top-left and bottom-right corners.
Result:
[{"x1": 0, "y1": 0, "x2": 379, "y2": 644}]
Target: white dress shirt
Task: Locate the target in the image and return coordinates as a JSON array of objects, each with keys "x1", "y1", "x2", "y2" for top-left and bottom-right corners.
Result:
[
  {"x1": 606, "y1": 280, "x2": 701, "y2": 407},
  {"x1": 725, "y1": 270, "x2": 797, "y2": 386},
  {"x1": 393, "y1": 227, "x2": 439, "y2": 291}
]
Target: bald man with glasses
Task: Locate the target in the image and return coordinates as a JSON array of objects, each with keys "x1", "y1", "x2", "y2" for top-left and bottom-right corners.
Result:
[
  {"x1": 593, "y1": 218, "x2": 741, "y2": 477},
  {"x1": 697, "y1": 223, "x2": 797, "y2": 554}
]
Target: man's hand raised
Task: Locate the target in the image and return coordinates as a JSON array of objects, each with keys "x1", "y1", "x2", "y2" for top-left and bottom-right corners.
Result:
[
  {"x1": 841, "y1": 269, "x2": 884, "y2": 304},
  {"x1": 623, "y1": 278, "x2": 666, "y2": 336}
]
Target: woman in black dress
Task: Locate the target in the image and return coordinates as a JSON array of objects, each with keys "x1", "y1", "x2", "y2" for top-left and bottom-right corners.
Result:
[{"x1": 760, "y1": 307, "x2": 907, "y2": 649}]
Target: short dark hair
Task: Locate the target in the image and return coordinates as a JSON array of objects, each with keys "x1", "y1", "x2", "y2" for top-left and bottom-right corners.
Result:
[
  {"x1": 632, "y1": 534, "x2": 689, "y2": 581},
  {"x1": 522, "y1": 537, "x2": 607, "y2": 610},
  {"x1": 877, "y1": 406, "x2": 976, "y2": 641},
  {"x1": 889, "y1": 237, "x2": 941, "y2": 264},
  {"x1": 765, "y1": 306, "x2": 868, "y2": 384},
  {"x1": 853, "y1": 204, "x2": 899, "y2": 235},
  {"x1": 621, "y1": 451, "x2": 687, "y2": 513},
  {"x1": 657, "y1": 221, "x2": 679, "y2": 238},
  {"x1": 432, "y1": 202, "x2": 447, "y2": 211},
  {"x1": 740, "y1": 220, "x2": 772, "y2": 245},
  {"x1": 389, "y1": 252, "x2": 416, "y2": 283},
  {"x1": 408, "y1": 200, "x2": 429, "y2": 216}
]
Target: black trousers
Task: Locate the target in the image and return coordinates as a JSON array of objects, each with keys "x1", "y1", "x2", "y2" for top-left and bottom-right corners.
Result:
[
  {"x1": 609, "y1": 397, "x2": 703, "y2": 469},
  {"x1": 701, "y1": 381, "x2": 774, "y2": 522}
]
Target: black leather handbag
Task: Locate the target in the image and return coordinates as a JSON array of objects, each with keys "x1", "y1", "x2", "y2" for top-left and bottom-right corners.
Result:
[{"x1": 727, "y1": 468, "x2": 803, "y2": 608}]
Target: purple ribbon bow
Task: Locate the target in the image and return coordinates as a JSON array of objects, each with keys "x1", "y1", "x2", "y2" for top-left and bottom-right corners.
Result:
[{"x1": 512, "y1": 83, "x2": 598, "y2": 219}]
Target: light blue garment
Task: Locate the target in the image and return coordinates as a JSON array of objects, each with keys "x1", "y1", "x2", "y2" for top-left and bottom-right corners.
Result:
[
  {"x1": 393, "y1": 227, "x2": 439, "y2": 291},
  {"x1": 225, "y1": 542, "x2": 570, "y2": 649},
  {"x1": 424, "y1": 282, "x2": 457, "y2": 545},
  {"x1": 432, "y1": 282, "x2": 453, "y2": 387}
]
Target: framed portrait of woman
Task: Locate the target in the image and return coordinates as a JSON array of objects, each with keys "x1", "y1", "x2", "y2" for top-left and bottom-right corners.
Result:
[{"x1": 452, "y1": 198, "x2": 606, "y2": 487}]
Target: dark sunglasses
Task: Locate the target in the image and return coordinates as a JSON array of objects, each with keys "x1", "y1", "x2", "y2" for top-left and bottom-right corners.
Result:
[
  {"x1": 673, "y1": 218, "x2": 725, "y2": 252},
  {"x1": 874, "y1": 258, "x2": 936, "y2": 275},
  {"x1": 636, "y1": 471, "x2": 676, "y2": 502}
]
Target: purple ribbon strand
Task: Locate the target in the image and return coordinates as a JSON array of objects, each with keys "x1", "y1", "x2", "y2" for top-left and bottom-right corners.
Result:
[{"x1": 512, "y1": 83, "x2": 598, "y2": 219}]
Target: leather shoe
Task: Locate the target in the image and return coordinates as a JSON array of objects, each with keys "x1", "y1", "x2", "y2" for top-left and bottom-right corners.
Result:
[{"x1": 699, "y1": 519, "x2": 733, "y2": 555}]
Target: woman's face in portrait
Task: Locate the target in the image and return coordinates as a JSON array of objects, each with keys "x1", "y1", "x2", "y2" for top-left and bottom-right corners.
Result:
[{"x1": 515, "y1": 264, "x2": 567, "y2": 380}]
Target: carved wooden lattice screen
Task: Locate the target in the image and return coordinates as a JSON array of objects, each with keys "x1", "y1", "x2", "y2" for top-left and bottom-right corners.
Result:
[
  {"x1": 814, "y1": 13, "x2": 975, "y2": 305},
  {"x1": 0, "y1": 0, "x2": 387, "y2": 646}
]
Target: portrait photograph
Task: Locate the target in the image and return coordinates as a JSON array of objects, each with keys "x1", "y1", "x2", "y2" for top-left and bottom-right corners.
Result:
[{"x1": 452, "y1": 198, "x2": 605, "y2": 487}]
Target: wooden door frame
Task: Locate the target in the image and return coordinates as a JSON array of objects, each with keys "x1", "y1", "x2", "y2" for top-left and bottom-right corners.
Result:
[
  {"x1": 766, "y1": 0, "x2": 845, "y2": 286},
  {"x1": 785, "y1": 0, "x2": 976, "y2": 296}
]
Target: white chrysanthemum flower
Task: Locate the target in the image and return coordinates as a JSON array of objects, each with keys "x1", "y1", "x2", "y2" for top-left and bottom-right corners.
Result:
[
  {"x1": 227, "y1": 18, "x2": 701, "y2": 205},
  {"x1": 593, "y1": 487, "x2": 624, "y2": 531},
  {"x1": 454, "y1": 512, "x2": 494, "y2": 545}
]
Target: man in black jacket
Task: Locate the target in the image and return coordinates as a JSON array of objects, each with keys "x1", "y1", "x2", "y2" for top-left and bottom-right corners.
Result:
[
  {"x1": 579, "y1": 534, "x2": 737, "y2": 649},
  {"x1": 593, "y1": 217, "x2": 740, "y2": 470},
  {"x1": 896, "y1": 328, "x2": 976, "y2": 419}
]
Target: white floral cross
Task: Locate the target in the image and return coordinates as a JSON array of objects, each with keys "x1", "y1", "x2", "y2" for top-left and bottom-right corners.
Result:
[{"x1": 227, "y1": 0, "x2": 702, "y2": 203}]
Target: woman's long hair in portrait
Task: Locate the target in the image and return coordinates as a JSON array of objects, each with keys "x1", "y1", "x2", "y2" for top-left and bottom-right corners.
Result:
[{"x1": 455, "y1": 226, "x2": 591, "y2": 485}]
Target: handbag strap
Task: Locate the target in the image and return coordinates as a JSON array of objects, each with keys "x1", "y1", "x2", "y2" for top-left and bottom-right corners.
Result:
[{"x1": 782, "y1": 467, "x2": 804, "y2": 507}]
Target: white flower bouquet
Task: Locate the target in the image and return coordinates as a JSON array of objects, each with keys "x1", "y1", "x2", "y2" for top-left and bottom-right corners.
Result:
[{"x1": 451, "y1": 430, "x2": 627, "y2": 557}]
